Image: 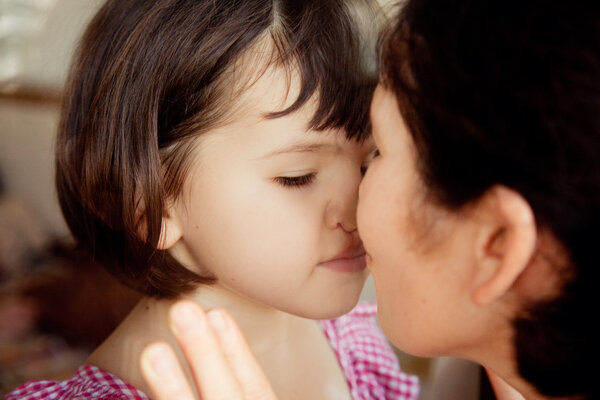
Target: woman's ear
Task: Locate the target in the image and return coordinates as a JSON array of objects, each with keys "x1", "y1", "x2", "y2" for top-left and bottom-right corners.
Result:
[
  {"x1": 157, "y1": 202, "x2": 183, "y2": 250},
  {"x1": 471, "y1": 185, "x2": 537, "y2": 305}
]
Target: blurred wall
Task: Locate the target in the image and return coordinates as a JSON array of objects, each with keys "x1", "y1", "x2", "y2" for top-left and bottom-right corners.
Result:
[
  {"x1": 0, "y1": 0, "x2": 103, "y2": 237},
  {"x1": 0, "y1": 99, "x2": 64, "y2": 236}
]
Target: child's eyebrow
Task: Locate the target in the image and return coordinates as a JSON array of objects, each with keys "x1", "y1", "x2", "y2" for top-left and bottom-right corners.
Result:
[{"x1": 257, "y1": 142, "x2": 337, "y2": 159}]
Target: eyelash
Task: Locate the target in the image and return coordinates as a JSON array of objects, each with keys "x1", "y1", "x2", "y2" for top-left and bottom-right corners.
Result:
[
  {"x1": 274, "y1": 173, "x2": 316, "y2": 188},
  {"x1": 275, "y1": 149, "x2": 379, "y2": 186},
  {"x1": 361, "y1": 149, "x2": 380, "y2": 176}
]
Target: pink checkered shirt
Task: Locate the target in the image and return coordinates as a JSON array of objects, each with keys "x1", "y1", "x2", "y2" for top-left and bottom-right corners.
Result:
[
  {"x1": 319, "y1": 302, "x2": 419, "y2": 400},
  {"x1": 7, "y1": 302, "x2": 418, "y2": 400},
  {"x1": 5, "y1": 364, "x2": 150, "y2": 400}
]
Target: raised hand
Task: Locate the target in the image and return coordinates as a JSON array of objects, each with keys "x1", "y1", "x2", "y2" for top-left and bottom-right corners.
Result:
[{"x1": 141, "y1": 301, "x2": 278, "y2": 400}]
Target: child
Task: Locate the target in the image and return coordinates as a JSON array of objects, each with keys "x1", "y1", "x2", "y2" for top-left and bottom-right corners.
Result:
[{"x1": 7, "y1": 0, "x2": 419, "y2": 399}]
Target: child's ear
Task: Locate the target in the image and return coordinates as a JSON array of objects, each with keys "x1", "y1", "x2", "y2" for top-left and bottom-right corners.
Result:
[
  {"x1": 157, "y1": 202, "x2": 183, "y2": 250},
  {"x1": 470, "y1": 185, "x2": 537, "y2": 305}
]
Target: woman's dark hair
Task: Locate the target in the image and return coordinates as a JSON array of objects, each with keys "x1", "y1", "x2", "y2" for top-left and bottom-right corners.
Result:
[
  {"x1": 381, "y1": 1, "x2": 599, "y2": 398},
  {"x1": 56, "y1": 0, "x2": 380, "y2": 298}
]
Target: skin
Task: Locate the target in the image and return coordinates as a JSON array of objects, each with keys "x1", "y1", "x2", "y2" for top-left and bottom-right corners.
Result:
[
  {"x1": 357, "y1": 86, "x2": 488, "y2": 357},
  {"x1": 142, "y1": 86, "x2": 563, "y2": 400},
  {"x1": 141, "y1": 302, "x2": 278, "y2": 400},
  {"x1": 89, "y1": 66, "x2": 376, "y2": 400},
  {"x1": 162, "y1": 71, "x2": 372, "y2": 320},
  {"x1": 358, "y1": 86, "x2": 538, "y2": 398}
]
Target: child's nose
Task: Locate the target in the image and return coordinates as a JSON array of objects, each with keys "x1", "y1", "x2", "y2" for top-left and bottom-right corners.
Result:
[{"x1": 325, "y1": 171, "x2": 360, "y2": 233}]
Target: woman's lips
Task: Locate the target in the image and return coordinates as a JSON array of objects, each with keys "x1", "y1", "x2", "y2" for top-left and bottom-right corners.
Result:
[{"x1": 318, "y1": 248, "x2": 367, "y2": 273}]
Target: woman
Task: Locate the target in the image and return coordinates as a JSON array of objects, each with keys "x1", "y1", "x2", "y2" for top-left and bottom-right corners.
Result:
[{"x1": 141, "y1": 0, "x2": 598, "y2": 399}]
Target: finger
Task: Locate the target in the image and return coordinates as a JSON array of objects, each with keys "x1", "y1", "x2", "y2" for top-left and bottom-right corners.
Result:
[
  {"x1": 170, "y1": 301, "x2": 244, "y2": 399},
  {"x1": 206, "y1": 309, "x2": 278, "y2": 400},
  {"x1": 140, "y1": 341, "x2": 196, "y2": 400}
]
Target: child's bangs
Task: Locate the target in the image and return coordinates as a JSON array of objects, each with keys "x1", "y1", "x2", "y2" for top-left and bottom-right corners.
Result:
[
  {"x1": 260, "y1": 0, "x2": 380, "y2": 141},
  {"x1": 202, "y1": 0, "x2": 381, "y2": 142}
]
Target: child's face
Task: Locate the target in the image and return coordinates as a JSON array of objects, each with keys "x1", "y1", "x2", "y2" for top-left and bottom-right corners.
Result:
[{"x1": 166, "y1": 67, "x2": 374, "y2": 319}]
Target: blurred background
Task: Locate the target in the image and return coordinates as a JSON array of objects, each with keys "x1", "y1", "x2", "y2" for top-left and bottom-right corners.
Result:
[{"x1": 0, "y1": 0, "x2": 484, "y2": 398}]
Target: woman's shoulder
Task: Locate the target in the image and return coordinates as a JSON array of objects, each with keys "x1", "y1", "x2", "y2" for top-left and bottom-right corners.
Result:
[
  {"x1": 5, "y1": 364, "x2": 151, "y2": 400},
  {"x1": 320, "y1": 301, "x2": 420, "y2": 400}
]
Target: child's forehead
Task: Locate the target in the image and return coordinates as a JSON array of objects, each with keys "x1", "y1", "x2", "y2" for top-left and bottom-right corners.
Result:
[
  {"x1": 231, "y1": 51, "x2": 304, "y2": 115},
  {"x1": 217, "y1": 35, "x2": 371, "y2": 142},
  {"x1": 227, "y1": 61, "x2": 317, "y2": 128},
  {"x1": 196, "y1": 70, "x2": 370, "y2": 161}
]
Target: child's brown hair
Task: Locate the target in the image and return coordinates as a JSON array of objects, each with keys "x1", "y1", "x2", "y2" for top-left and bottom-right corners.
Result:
[{"x1": 56, "y1": 0, "x2": 380, "y2": 298}]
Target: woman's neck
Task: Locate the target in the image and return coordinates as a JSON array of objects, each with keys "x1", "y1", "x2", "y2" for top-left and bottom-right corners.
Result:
[
  {"x1": 486, "y1": 367, "x2": 541, "y2": 400},
  {"x1": 450, "y1": 309, "x2": 550, "y2": 400},
  {"x1": 475, "y1": 345, "x2": 562, "y2": 400}
]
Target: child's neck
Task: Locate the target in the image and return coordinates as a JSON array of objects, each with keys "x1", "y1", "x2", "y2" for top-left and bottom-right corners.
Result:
[
  {"x1": 181, "y1": 283, "x2": 303, "y2": 354},
  {"x1": 87, "y1": 284, "x2": 351, "y2": 400}
]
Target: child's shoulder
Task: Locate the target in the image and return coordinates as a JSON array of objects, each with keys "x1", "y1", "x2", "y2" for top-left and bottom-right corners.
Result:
[
  {"x1": 319, "y1": 301, "x2": 420, "y2": 400},
  {"x1": 5, "y1": 364, "x2": 150, "y2": 400}
]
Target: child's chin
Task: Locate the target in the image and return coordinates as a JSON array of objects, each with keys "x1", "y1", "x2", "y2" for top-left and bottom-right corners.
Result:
[{"x1": 300, "y1": 295, "x2": 361, "y2": 320}]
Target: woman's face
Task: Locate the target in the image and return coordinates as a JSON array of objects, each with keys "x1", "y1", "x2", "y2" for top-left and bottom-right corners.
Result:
[{"x1": 357, "y1": 86, "x2": 475, "y2": 356}]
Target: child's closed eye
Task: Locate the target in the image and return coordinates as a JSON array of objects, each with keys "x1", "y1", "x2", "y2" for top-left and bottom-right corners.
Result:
[{"x1": 273, "y1": 173, "x2": 316, "y2": 188}]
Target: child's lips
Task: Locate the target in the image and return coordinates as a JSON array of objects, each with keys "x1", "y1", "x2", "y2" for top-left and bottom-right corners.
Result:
[{"x1": 318, "y1": 246, "x2": 367, "y2": 273}]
